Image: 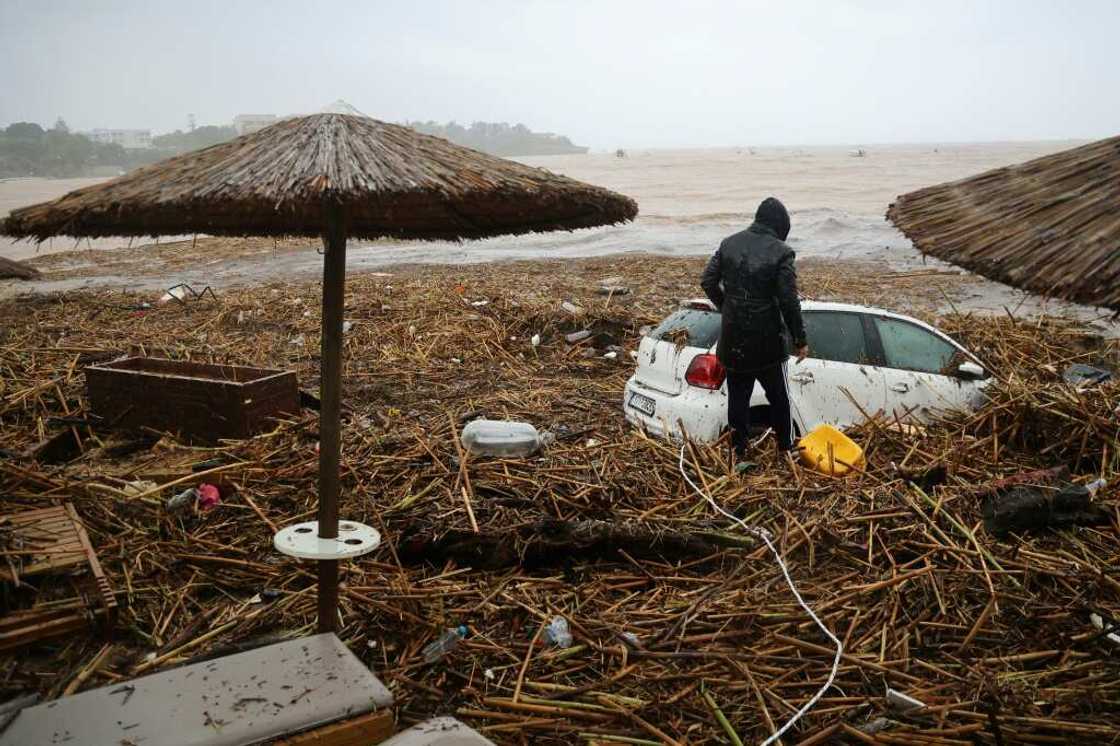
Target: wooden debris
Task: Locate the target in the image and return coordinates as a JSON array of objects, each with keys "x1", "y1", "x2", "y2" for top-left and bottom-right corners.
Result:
[
  {"x1": 983, "y1": 481, "x2": 1111, "y2": 536},
  {"x1": 0, "y1": 505, "x2": 116, "y2": 652},
  {"x1": 397, "y1": 519, "x2": 757, "y2": 569},
  {"x1": 0, "y1": 257, "x2": 1116, "y2": 743},
  {"x1": 85, "y1": 357, "x2": 299, "y2": 442},
  {"x1": 0, "y1": 256, "x2": 39, "y2": 280}
]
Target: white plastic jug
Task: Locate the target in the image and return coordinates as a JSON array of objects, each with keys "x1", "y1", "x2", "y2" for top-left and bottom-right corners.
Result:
[{"x1": 460, "y1": 419, "x2": 550, "y2": 458}]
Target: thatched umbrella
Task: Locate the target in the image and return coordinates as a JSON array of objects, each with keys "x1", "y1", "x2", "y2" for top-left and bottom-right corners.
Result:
[
  {"x1": 2, "y1": 113, "x2": 638, "y2": 632},
  {"x1": 887, "y1": 135, "x2": 1120, "y2": 311}
]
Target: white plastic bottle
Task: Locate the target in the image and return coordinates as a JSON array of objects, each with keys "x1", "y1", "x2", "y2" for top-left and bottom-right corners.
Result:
[
  {"x1": 422, "y1": 625, "x2": 468, "y2": 663},
  {"x1": 460, "y1": 420, "x2": 552, "y2": 458}
]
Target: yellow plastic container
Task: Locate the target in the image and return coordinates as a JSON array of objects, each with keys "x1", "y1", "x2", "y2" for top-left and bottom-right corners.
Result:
[{"x1": 798, "y1": 424, "x2": 865, "y2": 476}]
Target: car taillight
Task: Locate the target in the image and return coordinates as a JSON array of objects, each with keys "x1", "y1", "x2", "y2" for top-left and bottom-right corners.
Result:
[{"x1": 685, "y1": 354, "x2": 725, "y2": 390}]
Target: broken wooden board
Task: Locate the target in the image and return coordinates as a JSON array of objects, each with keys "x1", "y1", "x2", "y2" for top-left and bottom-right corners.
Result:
[
  {"x1": 0, "y1": 633, "x2": 394, "y2": 746},
  {"x1": 0, "y1": 504, "x2": 116, "y2": 652},
  {"x1": 20, "y1": 428, "x2": 84, "y2": 464},
  {"x1": 0, "y1": 599, "x2": 107, "y2": 653},
  {"x1": 0, "y1": 504, "x2": 93, "y2": 581}
]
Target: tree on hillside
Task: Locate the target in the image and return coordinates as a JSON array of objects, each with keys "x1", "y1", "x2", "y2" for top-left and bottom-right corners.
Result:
[
  {"x1": 152, "y1": 125, "x2": 236, "y2": 152},
  {"x1": 401, "y1": 119, "x2": 587, "y2": 156},
  {"x1": 5, "y1": 122, "x2": 45, "y2": 139}
]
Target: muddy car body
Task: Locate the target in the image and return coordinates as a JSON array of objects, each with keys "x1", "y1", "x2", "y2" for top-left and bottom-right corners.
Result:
[{"x1": 623, "y1": 299, "x2": 990, "y2": 441}]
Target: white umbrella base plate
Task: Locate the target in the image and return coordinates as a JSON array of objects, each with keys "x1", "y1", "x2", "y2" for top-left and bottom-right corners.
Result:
[{"x1": 274, "y1": 520, "x2": 381, "y2": 560}]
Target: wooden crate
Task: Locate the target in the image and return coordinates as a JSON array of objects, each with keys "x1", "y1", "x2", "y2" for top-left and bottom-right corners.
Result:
[{"x1": 85, "y1": 357, "x2": 298, "y2": 441}]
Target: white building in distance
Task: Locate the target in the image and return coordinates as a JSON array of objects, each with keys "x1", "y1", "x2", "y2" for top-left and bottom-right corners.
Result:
[
  {"x1": 232, "y1": 114, "x2": 279, "y2": 135},
  {"x1": 87, "y1": 129, "x2": 153, "y2": 149}
]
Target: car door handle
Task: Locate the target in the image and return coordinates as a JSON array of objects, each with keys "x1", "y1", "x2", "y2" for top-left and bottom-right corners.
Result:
[
  {"x1": 890, "y1": 382, "x2": 910, "y2": 393},
  {"x1": 790, "y1": 372, "x2": 814, "y2": 384}
]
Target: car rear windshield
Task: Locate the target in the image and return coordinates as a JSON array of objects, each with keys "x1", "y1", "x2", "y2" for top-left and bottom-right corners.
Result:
[{"x1": 649, "y1": 309, "x2": 721, "y2": 349}]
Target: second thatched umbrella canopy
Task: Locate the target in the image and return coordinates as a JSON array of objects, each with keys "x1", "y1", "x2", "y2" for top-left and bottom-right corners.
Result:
[
  {"x1": 887, "y1": 135, "x2": 1120, "y2": 311},
  {"x1": 2, "y1": 113, "x2": 638, "y2": 632}
]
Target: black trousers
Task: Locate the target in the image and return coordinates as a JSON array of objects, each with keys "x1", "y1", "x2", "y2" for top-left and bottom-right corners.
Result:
[{"x1": 727, "y1": 361, "x2": 795, "y2": 453}]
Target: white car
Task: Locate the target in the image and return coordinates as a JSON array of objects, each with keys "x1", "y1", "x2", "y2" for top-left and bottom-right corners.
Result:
[{"x1": 623, "y1": 299, "x2": 990, "y2": 442}]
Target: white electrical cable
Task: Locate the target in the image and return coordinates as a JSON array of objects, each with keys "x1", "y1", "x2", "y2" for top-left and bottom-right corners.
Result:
[{"x1": 679, "y1": 444, "x2": 843, "y2": 746}]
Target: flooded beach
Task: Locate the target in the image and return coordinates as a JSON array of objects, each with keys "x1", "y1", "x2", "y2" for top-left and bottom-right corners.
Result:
[
  {"x1": 3, "y1": 3, "x2": 1119, "y2": 743},
  {"x1": 2, "y1": 140, "x2": 1081, "y2": 264},
  {"x1": 3, "y1": 140, "x2": 1109, "y2": 328}
]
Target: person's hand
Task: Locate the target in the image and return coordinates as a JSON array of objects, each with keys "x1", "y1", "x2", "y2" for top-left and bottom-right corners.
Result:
[{"x1": 795, "y1": 345, "x2": 809, "y2": 363}]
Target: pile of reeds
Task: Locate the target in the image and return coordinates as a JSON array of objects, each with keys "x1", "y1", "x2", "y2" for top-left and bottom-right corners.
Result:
[{"x1": 0, "y1": 256, "x2": 1117, "y2": 745}]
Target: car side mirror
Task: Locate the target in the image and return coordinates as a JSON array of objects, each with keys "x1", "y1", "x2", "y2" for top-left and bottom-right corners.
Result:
[{"x1": 956, "y1": 361, "x2": 986, "y2": 380}]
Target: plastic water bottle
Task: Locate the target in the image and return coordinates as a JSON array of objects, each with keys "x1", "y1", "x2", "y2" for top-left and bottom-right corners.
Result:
[
  {"x1": 544, "y1": 616, "x2": 573, "y2": 648},
  {"x1": 461, "y1": 420, "x2": 553, "y2": 458},
  {"x1": 422, "y1": 625, "x2": 468, "y2": 663},
  {"x1": 166, "y1": 487, "x2": 198, "y2": 513}
]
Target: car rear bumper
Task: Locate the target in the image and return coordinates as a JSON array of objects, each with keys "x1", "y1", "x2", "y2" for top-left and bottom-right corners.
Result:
[{"x1": 622, "y1": 376, "x2": 726, "y2": 442}]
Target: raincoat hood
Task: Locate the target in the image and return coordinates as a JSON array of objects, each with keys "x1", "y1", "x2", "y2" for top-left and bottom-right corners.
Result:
[{"x1": 754, "y1": 197, "x2": 791, "y2": 241}]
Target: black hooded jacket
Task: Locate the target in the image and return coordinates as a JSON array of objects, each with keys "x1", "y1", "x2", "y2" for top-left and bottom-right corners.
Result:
[{"x1": 700, "y1": 197, "x2": 807, "y2": 373}]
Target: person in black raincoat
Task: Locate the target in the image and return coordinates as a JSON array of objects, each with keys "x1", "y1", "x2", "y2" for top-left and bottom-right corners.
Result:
[{"x1": 700, "y1": 197, "x2": 808, "y2": 458}]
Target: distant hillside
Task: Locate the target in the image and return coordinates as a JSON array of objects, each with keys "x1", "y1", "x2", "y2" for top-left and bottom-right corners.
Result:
[
  {"x1": 152, "y1": 119, "x2": 590, "y2": 158},
  {"x1": 152, "y1": 125, "x2": 237, "y2": 152},
  {"x1": 0, "y1": 117, "x2": 586, "y2": 178},
  {"x1": 406, "y1": 121, "x2": 588, "y2": 156},
  {"x1": 0, "y1": 120, "x2": 227, "y2": 178},
  {"x1": 0, "y1": 120, "x2": 165, "y2": 178}
]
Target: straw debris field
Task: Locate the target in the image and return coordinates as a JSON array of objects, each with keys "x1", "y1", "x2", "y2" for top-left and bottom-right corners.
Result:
[{"x1": 1, "y1": 255, "x2": 1118, "y2": 745}]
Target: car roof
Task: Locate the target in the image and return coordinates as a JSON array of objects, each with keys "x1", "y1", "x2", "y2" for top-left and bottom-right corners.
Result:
[
  {"x1": 804, "y1": 299, "x2": 897, "y2": 316},
  {"x1": 800, "y1": 300, "x2": 945, "y2": 335},
  {"x1": 679, "y1": 298, "x2": 952, "y2": 341}
]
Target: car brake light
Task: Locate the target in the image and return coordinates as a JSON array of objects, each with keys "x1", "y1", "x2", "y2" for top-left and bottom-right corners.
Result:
[{"x1": 685, "y1": 354, "x2": 725, "y2": 390}]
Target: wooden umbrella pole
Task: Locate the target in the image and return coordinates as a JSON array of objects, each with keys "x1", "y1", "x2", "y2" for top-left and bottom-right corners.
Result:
[{"x1": 317, "y1": 201, "x2": 347, "y2": 633}]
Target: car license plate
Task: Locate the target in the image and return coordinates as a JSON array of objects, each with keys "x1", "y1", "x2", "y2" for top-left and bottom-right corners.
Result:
[{"x1": 628, "y1": 392, "x2": 656, "y2": 416}]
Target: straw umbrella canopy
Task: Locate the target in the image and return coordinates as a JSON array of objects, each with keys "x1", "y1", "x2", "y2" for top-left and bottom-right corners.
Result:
[
  {"x1": 2, "y1": 113, "x2": 638, "y2": 632},
  {"x1": 887, "y1": 135, "x2": 1120, "y2": 311}
]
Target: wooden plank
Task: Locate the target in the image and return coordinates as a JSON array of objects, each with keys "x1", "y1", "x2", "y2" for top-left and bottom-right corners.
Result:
[
  {"x1": 4, "y1": 506, "x2": 70, "y2": 523},
  {"x1": 69, "y1": 504, "x2": 118, "y2": 622},
  {"x1": 274, "y1": 710, "x2": 395, "y2": 746},
  {"x1": 0, "y1": 506, "x2": 85, "y2": 581},
  {"x1": 13, "y1": 555, "x2": 86, "y2": 577},
  {"x1": 22, "y1": 428, "x2": 83, "y2": 464},
  {"x1": 0, "y1": 612, "x2": 88, "y2": 652},
  {"x1": 16, "y1": 519, "x2": 75, "y2": 532}
]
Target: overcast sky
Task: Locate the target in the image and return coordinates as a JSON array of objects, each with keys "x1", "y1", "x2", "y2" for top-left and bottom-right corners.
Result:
[{"x1": 1, "y1": 0, "x2": 1117, "y2": 149}]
